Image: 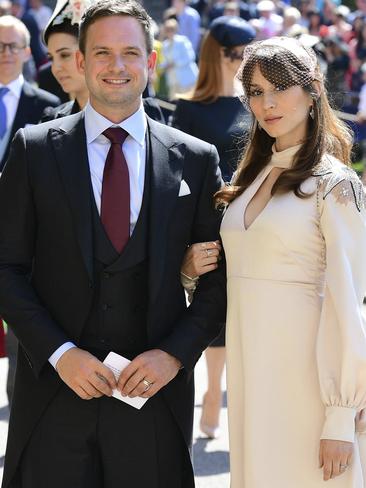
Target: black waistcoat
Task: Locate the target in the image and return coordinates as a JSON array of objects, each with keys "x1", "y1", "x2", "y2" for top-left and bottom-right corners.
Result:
[{"x1": 79, "y1": 141, "x2": 151, "y2": 361}]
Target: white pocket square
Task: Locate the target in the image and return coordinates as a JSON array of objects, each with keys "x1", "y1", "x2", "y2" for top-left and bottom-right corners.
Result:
[{"x1": 178, "y1": 179, "x2": 191, "y2": 197}]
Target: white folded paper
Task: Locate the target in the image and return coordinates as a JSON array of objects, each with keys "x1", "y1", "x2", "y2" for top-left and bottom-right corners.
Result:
[{"x1": 103, "y1": 351, "x2": 148, "y2": 410}]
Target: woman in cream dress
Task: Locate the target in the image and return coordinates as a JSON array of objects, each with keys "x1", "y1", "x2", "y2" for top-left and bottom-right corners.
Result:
[{"x1": 181, "y1": 37, "x2": 366, "y2": 487}]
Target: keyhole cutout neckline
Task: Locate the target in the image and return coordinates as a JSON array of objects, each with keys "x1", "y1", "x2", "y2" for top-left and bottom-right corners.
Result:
[{"x1": 243, "y1": 143, "x2": 302, "y2": 231}]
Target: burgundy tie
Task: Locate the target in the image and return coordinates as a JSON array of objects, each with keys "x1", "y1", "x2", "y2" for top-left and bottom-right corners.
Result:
[{"x1": 101, "y1": 127, "x2": 130, "y2": 253}]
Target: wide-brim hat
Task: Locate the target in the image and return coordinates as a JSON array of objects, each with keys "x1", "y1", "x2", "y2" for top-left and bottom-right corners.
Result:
[{"x1": 209, "y1": 16, "x2": 256, "y2": 47}]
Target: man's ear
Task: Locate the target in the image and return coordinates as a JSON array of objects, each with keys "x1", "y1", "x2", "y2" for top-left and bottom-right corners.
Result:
[
  {"x1": 147, "y1": 49, "x2": 157, "y2": 77},
  {"x1": 76, "y1": 49, "x2": 85, "y2": 75}
]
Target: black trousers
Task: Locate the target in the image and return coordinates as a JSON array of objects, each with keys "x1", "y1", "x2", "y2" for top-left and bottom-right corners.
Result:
[{"x1": 19, "y1": 384, "x2": 191, "y2": 488}]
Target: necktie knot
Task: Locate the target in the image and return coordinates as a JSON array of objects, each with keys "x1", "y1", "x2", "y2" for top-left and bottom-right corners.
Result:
[
  {"x1": 103, "y1": 127, "x2": 128, "y2": 145},
  {"x1": 0, "y1": 87, "x2": 9, "y2": 100}
]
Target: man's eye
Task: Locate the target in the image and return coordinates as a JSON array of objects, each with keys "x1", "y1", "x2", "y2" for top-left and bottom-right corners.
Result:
[
  {"x1": 126, "y1": 51, "x2": 138, "y2": 56},
  {"x1": 96, "y1": 50, "x2": 109, "y2": 56}
]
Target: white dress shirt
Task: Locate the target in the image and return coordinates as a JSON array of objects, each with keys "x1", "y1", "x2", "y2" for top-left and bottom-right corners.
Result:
[
  {"x1": 0, "y1": 74, "x2": 24, "y2": 130},
  {"x1": 49, "y1": 101, "x2": 148, "y2": 369}
]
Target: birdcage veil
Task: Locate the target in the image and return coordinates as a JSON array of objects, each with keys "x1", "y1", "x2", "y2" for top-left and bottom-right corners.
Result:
[{"x1": 237, "y1": 37, "x2": 323, "y2": 109}]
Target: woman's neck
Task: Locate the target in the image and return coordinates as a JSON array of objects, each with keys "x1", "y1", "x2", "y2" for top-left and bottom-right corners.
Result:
[{"x1": 72, "y1": 89, "x2": 89, "y2": 110}]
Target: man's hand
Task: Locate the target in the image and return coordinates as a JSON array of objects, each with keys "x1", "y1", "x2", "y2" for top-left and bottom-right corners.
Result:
[
  {"x1": 56, "y1": 347, "x2": 117, "y2": 400},
  {"x1": 319, "y1": 439, "x2": 353, "y2": 481},
  {"x1": 117, "y1": 349, "x2": 182, "y2": 398}
]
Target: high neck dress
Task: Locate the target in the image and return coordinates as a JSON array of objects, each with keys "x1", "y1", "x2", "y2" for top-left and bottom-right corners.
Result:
[{"x1": 220, "y1": 145, "x2": 366, "y2": 488}]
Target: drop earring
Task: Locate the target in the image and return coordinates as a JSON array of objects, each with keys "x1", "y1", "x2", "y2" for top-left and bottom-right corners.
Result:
[{"x1": 310, "y1": 106, "x2": 314, "y2": 119}]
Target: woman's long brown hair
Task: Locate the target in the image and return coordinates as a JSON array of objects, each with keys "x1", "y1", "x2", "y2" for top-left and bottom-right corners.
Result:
[
  {"x1": 180, "y1": 32, "x2": 223, "y2": 103},
  {"x1": 215, "y1": 54, "x2": 353, "y2": 206}
]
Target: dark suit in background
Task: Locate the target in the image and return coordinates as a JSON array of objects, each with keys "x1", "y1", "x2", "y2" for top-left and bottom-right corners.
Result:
[{"x1": 0, "y1": 80, "x2": 60, "y2": 171}]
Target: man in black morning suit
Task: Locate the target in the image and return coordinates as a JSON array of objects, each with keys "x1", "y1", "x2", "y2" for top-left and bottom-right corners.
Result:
[{"x1": 0, "y1": 1, "x2": 226, "y2": 487}]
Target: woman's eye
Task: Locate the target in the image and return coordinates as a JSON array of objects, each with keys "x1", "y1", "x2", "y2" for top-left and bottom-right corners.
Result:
[
  {"x1": 61, "y1": 53, "x2": 71, "y2": 59},
  {"x1": 275, "y1": 85, "x2": 287, "y2": 92},
  {"x1": 249, "y1": 89, "x2": 262, "y2": 97}
]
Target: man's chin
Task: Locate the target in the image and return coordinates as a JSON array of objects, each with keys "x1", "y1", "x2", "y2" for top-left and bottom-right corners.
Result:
[{"x1": 102, "y1": 93, "x2": 141, "y2": 107}]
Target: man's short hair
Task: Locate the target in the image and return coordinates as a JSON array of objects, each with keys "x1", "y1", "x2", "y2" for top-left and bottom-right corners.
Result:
[
  {"x1": 0, "y1": 15, "x2": 30, "y2": 47},
  {"x1": 79, "y1": 0, "x2": 154, "y2": 55}
]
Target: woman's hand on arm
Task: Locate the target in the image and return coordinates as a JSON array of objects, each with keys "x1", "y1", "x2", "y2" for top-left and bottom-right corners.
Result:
[
  {"x1": 319, "y1": 439, "x2": 353, "y2": 481},
  {"x1": 181, "y1": 241, "x2": 221, "y2": 279}
]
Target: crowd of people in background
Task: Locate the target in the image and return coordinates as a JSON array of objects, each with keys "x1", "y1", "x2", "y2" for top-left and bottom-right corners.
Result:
[
  {"x1": 1, "y1": 0, "x2": 366, "y2": 118},
  {"x1": 149, "y1": 0, "x2": 366, "y2": 117}
]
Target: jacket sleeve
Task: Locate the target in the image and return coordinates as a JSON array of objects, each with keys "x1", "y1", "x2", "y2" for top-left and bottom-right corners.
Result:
[
  {"x1": 317, "y1": 170, "x2": 366, "y2": 442},
  {"x1": 157, "y1": 144, "x2": 227, "y2": 371},
  {"x1": 0, "y1": 129, "x2": 70, "y2": 377}
]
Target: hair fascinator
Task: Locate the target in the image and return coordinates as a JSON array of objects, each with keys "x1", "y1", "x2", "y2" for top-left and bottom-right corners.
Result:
[
  {"x1": 43, "y1": 0, "x2": 95, "y2": 42},
  {"x1": 237, "y1": 37, "x2": 323, "y2": 108},
  {"x1": 53, "y1": 0, "x2": 93, "y2": 26}
]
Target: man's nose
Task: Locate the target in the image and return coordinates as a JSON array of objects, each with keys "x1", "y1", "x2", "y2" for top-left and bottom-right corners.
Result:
[{"x1": 110, "y1": 54, "x2": 126, "y2": 70}]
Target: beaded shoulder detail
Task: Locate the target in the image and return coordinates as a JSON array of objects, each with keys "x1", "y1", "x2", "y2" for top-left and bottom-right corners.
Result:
[{"x1": 312, "y1": 155, "x2": 366, "y2": 212}]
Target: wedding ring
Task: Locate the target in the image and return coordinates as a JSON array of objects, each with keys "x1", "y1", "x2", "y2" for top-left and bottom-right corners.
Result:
[
  {"x1": 206, "y1": 249, "x2": 213, "y2": 258},
  {"x1": 142, "y1": 379, "x2": 152, "y2": 391}
]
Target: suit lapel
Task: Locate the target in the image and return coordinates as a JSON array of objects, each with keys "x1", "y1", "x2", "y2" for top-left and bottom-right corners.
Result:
[
  {"x1": 147, "y1": 118, "x2": 184, "y2": 303},
  {"x1": 50, "y1": 113, "x2": 93, "y2": 281}
]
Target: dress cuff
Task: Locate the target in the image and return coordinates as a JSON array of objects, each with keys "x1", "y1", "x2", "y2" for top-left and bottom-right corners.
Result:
[
  {"x1": 180, "y1": 272, "x2": 199, "y2": 303},
  {"x1": 321, "y1": 406, "x2": 357, "y2": 442},
  {"x1": 49, "y1": 342, "x2": 76, "y2": 370}
]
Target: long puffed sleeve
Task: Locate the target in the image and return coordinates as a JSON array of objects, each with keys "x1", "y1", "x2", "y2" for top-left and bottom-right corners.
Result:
[{"x1": 317, "y1": 165, "x2": 366, "y2": 443}]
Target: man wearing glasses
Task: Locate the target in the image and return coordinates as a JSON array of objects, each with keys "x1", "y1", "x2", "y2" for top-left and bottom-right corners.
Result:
[
  {"x1": 0, "y1": 15, "x2": 60, "y2": 406},
  {"x1": 0, "y1": 15, "x2": 59, "y2": 173}
]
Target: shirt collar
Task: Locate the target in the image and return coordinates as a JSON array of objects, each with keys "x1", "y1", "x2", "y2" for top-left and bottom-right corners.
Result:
[
  {"x1": 84, "y1": 101, "x2": 146, "y2": 146},
  {"x1": 0, "y1": 74, "x2": 24, "y2": 99}
]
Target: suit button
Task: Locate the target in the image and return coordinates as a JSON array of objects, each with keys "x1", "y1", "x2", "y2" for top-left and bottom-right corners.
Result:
[
  {"x1": 88, "y1": 281, "x2": 94, "y2": 289},
  {"x1": 102, "y1": 304, "x2": 110, "y2": 311},
  {"x1": 103, "y1": 272, "x2": 111, "y2": 279},
  {"x1": 100, "y1": 338, "x2": 106, "y2": 344}
]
